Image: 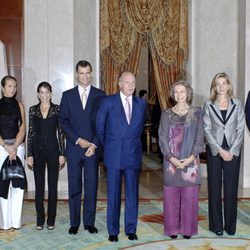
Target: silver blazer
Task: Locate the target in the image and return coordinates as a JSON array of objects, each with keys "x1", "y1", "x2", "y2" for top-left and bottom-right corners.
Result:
[{"x1": 203, "y1": 98, "x2": 244, "y2": 156}]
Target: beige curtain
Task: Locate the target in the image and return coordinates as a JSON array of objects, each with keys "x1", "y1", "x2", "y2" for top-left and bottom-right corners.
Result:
[{"x1": 100, "y1": 0, "x2": 188, "y2": 109}]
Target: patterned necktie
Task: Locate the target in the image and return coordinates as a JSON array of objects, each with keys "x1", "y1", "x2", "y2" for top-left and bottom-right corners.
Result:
[
  {"x1": 125, "y1": 97, "x2": 131, "y2": 124},
  {"x1": 81, "y1": 88, "x2": 87, "y2": 109}
]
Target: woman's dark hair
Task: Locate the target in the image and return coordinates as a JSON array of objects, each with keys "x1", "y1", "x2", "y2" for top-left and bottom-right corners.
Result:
[
  {"x1": 1, "y1": 75, "x2": 17, "y2": 87},
  {"x1": 1, "y1": 75, "x2": 17, "y2": 97},
  {"x1": 37, "y1": 81, "x2": 52, "y2": 93}
]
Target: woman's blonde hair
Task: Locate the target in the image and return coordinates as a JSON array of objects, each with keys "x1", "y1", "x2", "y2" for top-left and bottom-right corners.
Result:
[
  {"x1": 209, "y1": 72, "x2": 234, "y2": 103},
  {"x1": 170, "y1": 80, "x2": 193, "y2": 105}
]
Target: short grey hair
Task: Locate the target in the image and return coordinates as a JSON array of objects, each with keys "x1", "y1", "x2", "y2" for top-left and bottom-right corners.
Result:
[{"x1": 170, "y1": 80, "x2": 193, "y2": 105}]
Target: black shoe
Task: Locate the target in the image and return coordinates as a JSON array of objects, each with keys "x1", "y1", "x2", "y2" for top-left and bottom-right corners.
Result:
[
  {"x1": 68, "y1": 226, "x2": 79, "y2": 235},
  {"x1": 127, "y1": 233, "x2": 138, "y2": 240},
  {"x1": 215, "y1": 231, "x2": 223, "y2": 236},
  {"x1": 226, "y1": 231, "x2": 235, "y2": 236},
  {"x1": 36, "y1": 225, "x2": 44, "y2": 230},
  {"x1": 47, "y1": 225, "x2": 54, "y2": 230},
  {"x1": 108, "y1": 235, "x2": 118, "y2": 242},
  {"x1": 84, "y1": 225, "x2": 98, "y2": 234},
  {"x1": 183, "y1": 235, "x2": 191, "y2": 239},
  {"x1": 170, "y1": 235, "x2": 178, "y2": 239}
]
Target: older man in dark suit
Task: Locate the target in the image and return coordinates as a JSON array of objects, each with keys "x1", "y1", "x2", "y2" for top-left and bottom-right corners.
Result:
[
  {"x1": 96, "y1": 71, "x2": 146, "y2": 242},
  {"x1": 59, "y1": 60, "x2": 105, "y2": 235}
]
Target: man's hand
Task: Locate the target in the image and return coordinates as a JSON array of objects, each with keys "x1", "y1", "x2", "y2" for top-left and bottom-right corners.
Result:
[
  {"x1": 78, "y1": 138, "x2": 91, "y2": 148},
  {"x1": 85, "y1": 144, "x2": 96, "y2": 157}
]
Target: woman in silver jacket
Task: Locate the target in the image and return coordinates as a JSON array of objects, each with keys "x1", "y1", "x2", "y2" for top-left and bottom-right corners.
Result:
[{"x1": 203, "y1": 72, "x2": 244, "y2": 236}]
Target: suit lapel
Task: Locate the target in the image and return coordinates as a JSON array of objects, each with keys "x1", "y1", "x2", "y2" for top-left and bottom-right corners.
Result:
[
  {"x1": 210, "y1": 99, "x2": 236, "y2": 125},
  {"x1": 116, "y1": 93, "x2": 141, "y2": 127},
  {"x1": 210, "y1": 100, "x2": 224, "y2": 124},
  {"x1": 71, "y1": 87, "x2": 87, "y2": 125},
  {"x1": 73, "y1": 86, "x2": 82, "y2": 109},
  {"x1": 130, "y1": 96, "x2": 139, "y2": 125},
  {"x1": 225, "y1": 99, "x2": 236, "y2": 123},
  {"x1": 116, "y1": 93, "x2": 130, "y2": 126},
  {"x1": 225, "y1": 99, "x2": 234, "y2": 118},
  {"x1": 84, "y1": 86, "x2": 93, "y2": 112}
]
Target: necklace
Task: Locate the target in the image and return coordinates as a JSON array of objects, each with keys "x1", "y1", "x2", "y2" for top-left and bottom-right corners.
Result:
[{"x1": 172, "y1": 104, "x2": 189, "y2": 116}]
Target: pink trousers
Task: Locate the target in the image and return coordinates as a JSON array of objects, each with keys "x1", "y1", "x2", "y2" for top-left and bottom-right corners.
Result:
[{"x1": 163, "y1": 185, "x2": 199, "y2": 236}]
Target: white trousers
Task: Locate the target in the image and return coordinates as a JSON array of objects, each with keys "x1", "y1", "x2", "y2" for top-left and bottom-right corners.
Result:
[{"x1": 0, "y1": 143, "x2": 25, "y2": 230}]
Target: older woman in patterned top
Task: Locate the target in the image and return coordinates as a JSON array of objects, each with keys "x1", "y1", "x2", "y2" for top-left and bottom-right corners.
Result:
[{"x1": 159, "y1": 80, "x2": 204, "y2": 239}]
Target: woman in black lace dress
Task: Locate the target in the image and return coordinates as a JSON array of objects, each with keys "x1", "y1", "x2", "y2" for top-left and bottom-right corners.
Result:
[
  {"x1": 27, "y1": 81, "x2": 65, "y2": 230},
  {"x1": 0, "y1": 75, "x2": 26, "y2": 230}
]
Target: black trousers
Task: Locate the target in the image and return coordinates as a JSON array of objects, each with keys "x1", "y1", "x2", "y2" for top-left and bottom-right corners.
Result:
[
  {"x1": 33, "y1": 149, "x2": 59, "y2": 226},
  {"x1": 206, "y1": 146, "x2": 240, "y2": 235}
]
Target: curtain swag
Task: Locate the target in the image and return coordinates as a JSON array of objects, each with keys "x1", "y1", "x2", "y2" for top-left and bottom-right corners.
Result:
[{"x1": 100, "y1": 0, "x2": 188, "y2": 110}]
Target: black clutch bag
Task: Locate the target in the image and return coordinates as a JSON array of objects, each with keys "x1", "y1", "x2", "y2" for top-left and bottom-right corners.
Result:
[{"x1": 2, "y1": 156, "x2": 25, "y2": 180}]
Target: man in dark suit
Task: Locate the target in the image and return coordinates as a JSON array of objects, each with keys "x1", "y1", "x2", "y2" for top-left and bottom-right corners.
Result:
[
  {"x1": 59, "y1": 60, "x2": 105, "y2": 235},
  {"x1": 96, "y1": 71, "x2": 146, "y2": 242}
]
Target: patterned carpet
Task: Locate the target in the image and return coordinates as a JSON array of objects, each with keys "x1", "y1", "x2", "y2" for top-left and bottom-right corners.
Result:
[{"x1": 0, "y1": 200, "x2": 250, "y2": 249}]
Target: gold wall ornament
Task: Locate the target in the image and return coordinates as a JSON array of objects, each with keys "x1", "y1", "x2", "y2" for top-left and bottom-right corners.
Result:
[{"x1": 124, "y1": 0, "x2": 164, "y2": 34}]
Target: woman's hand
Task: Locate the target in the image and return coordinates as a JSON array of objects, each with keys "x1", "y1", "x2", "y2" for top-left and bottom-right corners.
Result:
[
  {"x1": 27, "y1": 156, "x2": 34, "y2": 170},
  {"x1": 4, "y1": 144, "x2": 17, "y2": 160},
  {"x1": 59, "y1": 156, "x2": 65, "y2": 170},
  {"x1": 180, "y1": 155, "x2": 195, "y2": 168},
  {"x1": 169, "y1": 157, "x2": 183, "y2": 169},
  {"x1": 219, "y1": 148, "x2": 233, "y2": 161},
  {"x1": 170, "y1": 155, "x2": 195, "y2": 169}
]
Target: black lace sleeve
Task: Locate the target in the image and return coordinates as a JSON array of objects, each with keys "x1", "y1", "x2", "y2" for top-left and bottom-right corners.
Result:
[
  {"x1": 27, "y1": 106, "x2": 36, "y2": 157},
  {"x1": 55, "y1": 105, "x2": 65, "y2": 156}
]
